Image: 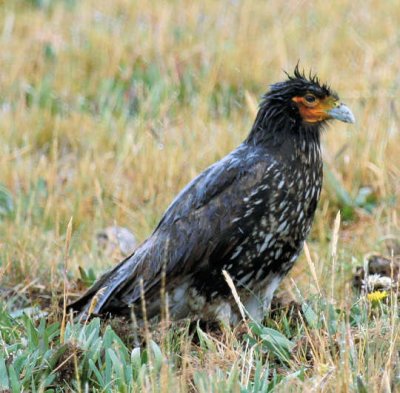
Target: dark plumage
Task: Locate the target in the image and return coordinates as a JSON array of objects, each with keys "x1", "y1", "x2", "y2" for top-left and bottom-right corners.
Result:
[{"x1": 69, "y1": 67, "x2": 355, "y2": 324}]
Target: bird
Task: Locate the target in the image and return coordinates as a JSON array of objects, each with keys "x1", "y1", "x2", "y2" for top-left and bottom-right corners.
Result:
[{"x1": 68, "y1": 66, "x2": 355, "y2": 324}]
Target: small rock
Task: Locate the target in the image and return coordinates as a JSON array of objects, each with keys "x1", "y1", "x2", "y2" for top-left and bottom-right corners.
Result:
[
  {"x1": 96, "y1": 226, "x2": 137, "y2": 257},
  {"x1": 353, "y1": 254, "x2": 400, "y2": 292}
]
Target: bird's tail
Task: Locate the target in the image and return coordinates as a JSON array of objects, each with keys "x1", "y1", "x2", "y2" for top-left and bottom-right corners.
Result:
[{"x1": 67, "y1": 252, "x2": 139, "y2": 317}]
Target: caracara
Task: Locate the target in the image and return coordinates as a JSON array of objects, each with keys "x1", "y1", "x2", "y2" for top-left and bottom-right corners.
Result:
[{"x1": 69, "y1": 66, "x2": 355, "y2": 324}]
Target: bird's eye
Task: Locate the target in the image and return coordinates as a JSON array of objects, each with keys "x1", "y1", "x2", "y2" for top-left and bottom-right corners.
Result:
[{"x1": 304, "y1": 94, "x2": 316, "y2": 103}]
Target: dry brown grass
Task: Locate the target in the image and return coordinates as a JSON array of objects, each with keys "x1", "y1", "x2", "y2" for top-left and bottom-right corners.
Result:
[{"x1": 0, "y1": 0, "x2": 399, "y2": 391}]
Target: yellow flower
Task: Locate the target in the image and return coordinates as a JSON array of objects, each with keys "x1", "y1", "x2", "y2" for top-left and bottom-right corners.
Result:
[{"x1": 367, "y1": 291, "x2": 388, "y2": 303}]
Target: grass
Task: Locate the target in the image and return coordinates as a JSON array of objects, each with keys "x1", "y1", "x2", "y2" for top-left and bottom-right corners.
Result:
[{"x1": 0, "y1": 0, "x2": 399, "y2": 391}]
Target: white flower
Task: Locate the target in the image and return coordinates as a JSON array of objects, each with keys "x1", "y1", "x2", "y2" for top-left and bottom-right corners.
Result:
[{"x1": 362, "y1": 274, "x2": 393, "y2": 292}]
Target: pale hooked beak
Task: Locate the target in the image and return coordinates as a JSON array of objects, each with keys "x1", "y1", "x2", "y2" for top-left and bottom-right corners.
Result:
[{"x1": 327, "y1": 103, "x2": 355, "y2": 124}]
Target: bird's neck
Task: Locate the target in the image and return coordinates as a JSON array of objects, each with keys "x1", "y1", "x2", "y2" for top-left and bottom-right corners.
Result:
[{"x1": 245, "y1": 101, "x2": 322, "y2": 165}]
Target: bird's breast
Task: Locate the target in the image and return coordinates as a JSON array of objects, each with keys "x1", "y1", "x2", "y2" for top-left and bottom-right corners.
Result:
[{"x1": 220, "y1": 158, "x2": 323, "y2": 291}]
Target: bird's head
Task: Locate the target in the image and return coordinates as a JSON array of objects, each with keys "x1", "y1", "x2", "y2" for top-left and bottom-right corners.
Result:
[
  {"x1": 268, "y1": 65, "x2": 355, "y2": 126},
  {"x1": 247, "y1": 66, "x2": 355, "y2": 146}
]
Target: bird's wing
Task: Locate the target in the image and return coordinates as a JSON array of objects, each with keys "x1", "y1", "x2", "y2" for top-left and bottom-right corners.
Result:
[{"x1": 69, "y1": 145, "x2": 276, "y2": 315}]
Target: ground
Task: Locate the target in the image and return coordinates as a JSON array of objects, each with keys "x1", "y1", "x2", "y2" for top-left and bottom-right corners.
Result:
[{"x1": 0, "y1": 0, "x2": 399, "y2": 392}]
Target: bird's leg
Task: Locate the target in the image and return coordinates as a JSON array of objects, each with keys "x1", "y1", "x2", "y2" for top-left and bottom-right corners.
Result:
[
  {"x1": 244, "y1": 274, "x2": 283, "y2": 323},
  {"x1": 260, "y1": 274, "x2": 283, "y2": 317},
  {"x1": 214, "y1": 301, "x2": 239, "y2": 326},
  {"x1": 243, "y1": 295, "x2": 264, "y2": 323}
]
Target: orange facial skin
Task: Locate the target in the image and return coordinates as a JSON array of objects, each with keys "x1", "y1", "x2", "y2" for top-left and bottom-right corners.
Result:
[{"x1": 292, "y1": 94, "x2": 339, "y2": 124}]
